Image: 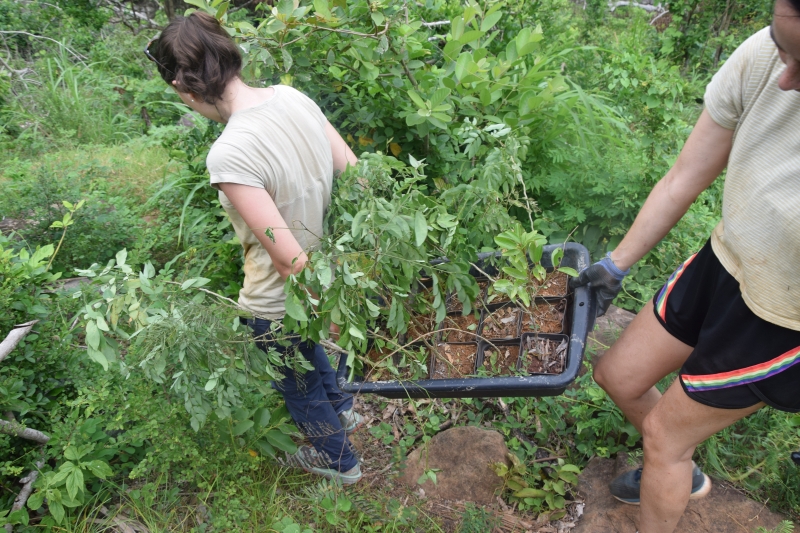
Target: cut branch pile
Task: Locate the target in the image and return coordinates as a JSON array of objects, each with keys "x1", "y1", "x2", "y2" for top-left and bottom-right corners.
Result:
[{"x1": 1, "y1": 321, "x2": 50, "y2": 533}]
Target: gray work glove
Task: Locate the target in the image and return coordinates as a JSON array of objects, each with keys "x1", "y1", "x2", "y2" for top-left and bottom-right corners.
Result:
[{"x1": 569, "y1": 253, "x2": 630, "y2": 317}]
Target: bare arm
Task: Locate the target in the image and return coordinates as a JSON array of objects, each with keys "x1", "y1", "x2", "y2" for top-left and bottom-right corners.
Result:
[
  {"x1": 325, "y1": 121, "x2": 358, "y2": 174},
  {"x1": 610, "y1": 110, "x2": 734, "y2": 270},
  {"x1": 218, "y1": 183, "x2": 307, "y2": 280}
]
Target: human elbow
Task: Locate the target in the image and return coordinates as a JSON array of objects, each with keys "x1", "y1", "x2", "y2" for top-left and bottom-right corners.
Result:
[{"x1": 274, "y1": 256, "x2": 305, "y2": 280}]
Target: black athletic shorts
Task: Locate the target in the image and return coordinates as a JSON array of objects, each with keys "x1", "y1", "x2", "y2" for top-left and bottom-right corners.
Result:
[{"x1": 652, "y1": 239, "x2": 800, "y2": 412}]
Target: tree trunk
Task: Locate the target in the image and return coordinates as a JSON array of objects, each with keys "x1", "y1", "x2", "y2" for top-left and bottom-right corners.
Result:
[{"x1": 164, "y1": 0, "x2": 176, "y2": 20}]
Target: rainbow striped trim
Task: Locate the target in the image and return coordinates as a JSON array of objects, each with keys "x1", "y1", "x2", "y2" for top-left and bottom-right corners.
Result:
[
  {"x1": 655, "y1": 253, "x2": 698, "y2": 322},
  {"x1": 682, "y1": 345, "x2": 800, "y2": 392}
]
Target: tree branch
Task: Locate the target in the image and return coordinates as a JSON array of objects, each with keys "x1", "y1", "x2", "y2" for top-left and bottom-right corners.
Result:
[
  {"x1": 0, "y1": 419, "x2": 50, "y2": 445},
  {"x1": 0, "y1": 321, "x2": 38, "y2": 365},
  {"x1": 649, "y1": 9, "x2": 670, "y2": 25},
  {"x1": 420, "y1": 20, "x2": 450, "y2": 27},
  {"x1": 4, "y1": 461, "x2": 43, "y2": 533},
  {"x1": 609, "y1": 1, "x2": 664, "y2": 13}
]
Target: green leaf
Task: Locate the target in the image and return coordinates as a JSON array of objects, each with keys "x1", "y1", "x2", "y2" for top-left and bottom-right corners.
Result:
[
  {"x1": 254, "y1": 407, "x2": 272, "y2": 428},
  {"x1": 284, "y1": 293, "x2": 308, "y2": 322},
  {"x1": 27, "y1": 491, "x2": 44, "y2": 511},
  {"x1": 365, "y1": 298, "x2": 380, "y2": 317},
  {"x1": 49, "y1": 500, "x2": 65, "y2": 524},
  {"x1": 480, "y1": 9, "x2": 503, "y2": 32},
  {"x1": 458, "y1": 30, "x2": 484, "y2": 45},
  {"x1": 348, "y1": 324, "x2": 365, "y2": 340},
  {"x1": 430, "y1": 88, "x2": 451, "y2": 107},
  {"x1": 455, "y1": 52, "x2": 471, "y2": 81},
  {"x1": 277, "y1": 0, "x2": 294, "y2": 16},
  {"x1": 281, "y1": 47, "x2": 293, "y2": 72},
  {"x1": 85, "y1": 320, "x2": 100, "y2": 350},
  {"x1": 314, "y1": 0, "x2": 332, "y2": 18},
  {"x1": 204, "y1": 378, "x2": 218, "y2": 391},
  {"x1": 502, "y1": 266, "x2": 528, "y2": 281},
  {"x1": 558, "y1": 267, "x2": 579, "y2": 277},
  {"x1": 8, "y1": 509, "x2": 28, "y2": 526},
  {"x1": 494, "y1": 234, "x2": 517, "y2": 249},
  {"x1": 63, "y1": 447, "x2": 80, "y2": 462},
  {"x1": 406, "y1": 113, "x2": 427, "y2": 126},
  {"x1": 266, "y1": 429, "x2": 297, "y2": 453},
  {"x1": 86, "y1": 346, "x2": 109, "y2": 371},
  {"x1": 513, "y1": 487, "x2": 547, "y2": 498},
  {"x1": 65, "y1": 469, "x2": 84, "y2": 501},
  {"x1": 442, "y1": 41, "x2": 463, "y2": 61},
  {"x1": 414, "y1": 210, "x2": 428, "y2": 247},
  {"x1": 232, "y1": 419, "x2": 254, "y2": 436},
  {"x1": 342, "y1": 261, "x2": 356, "y2": 286},
  {"x1": 115, "y1": 249, "x2": 128, "y2": 266},
  {"x1": 256, "y1": 438, "x2": 276, "y2": 458},
  {"x1": 85, "y1": 460, "x2": 112, "y2": 479},
  {"x1": 407, "y1": 90, "x2": 426, "y2": 109}
]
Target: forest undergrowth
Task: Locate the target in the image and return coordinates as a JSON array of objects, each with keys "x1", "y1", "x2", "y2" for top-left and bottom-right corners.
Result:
[{"x1": 1, "y1": 0, "x2": 798, "y2": 531}]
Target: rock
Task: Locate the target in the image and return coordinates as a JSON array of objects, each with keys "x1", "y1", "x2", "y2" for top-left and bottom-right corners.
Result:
[
  {"x1": 587, "y1": 305, "x2": 637, "y2": 361},
  {"x1": 573, "y1": 456, "x2": 790, "y2": 533},
  {"x1": 399, "y1": 426, "x2": 509, "y2": 504}
]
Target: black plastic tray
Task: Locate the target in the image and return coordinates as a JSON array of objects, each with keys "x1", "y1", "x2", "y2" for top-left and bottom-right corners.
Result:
[{"x1": 336, "y1": 243, "x2": 595, "y2": 398}]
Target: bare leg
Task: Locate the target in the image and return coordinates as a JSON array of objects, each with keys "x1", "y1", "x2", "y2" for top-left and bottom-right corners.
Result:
[
  {"x1": 593, "y1": 300, "x2": 694, "y2": 432},
  {"x1": 639, "y1": 380, "x2": 763, "y2": 533}
]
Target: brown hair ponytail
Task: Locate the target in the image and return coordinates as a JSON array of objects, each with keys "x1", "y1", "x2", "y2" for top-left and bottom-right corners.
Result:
[{"x1": 150, "y1": 11, "x2": 242, "y2": 104}]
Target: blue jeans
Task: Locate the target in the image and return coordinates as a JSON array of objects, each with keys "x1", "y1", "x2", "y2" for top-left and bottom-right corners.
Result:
[{"x1": 247, "y1": 318, "x2": 358, "y2": 472}]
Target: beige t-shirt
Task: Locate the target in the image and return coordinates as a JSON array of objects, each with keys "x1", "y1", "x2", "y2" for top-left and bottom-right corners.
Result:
[
  {"x1": 206, "y1": 85, "x2": 333, "y2": 319},
  {"x1": 704, "y1": 27, "x2": 800, "y2": 331}
]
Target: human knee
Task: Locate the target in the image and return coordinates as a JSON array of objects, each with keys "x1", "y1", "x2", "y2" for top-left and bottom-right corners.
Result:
[
  {"x1": 592, "y1": 355, "x2": 625, "y2": 396},
  {"x1": 641, "y1": 410, "x2": 693, "y2": 463}
]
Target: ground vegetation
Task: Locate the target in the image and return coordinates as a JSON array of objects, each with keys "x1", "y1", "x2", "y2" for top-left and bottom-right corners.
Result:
[{"x1": 1, "y1": 0, "x2": 798, "y2": 531}]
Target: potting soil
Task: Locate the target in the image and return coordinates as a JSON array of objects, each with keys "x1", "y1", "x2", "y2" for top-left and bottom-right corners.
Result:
[
  {"x1": 482, "y1": 345, "x2": 521, "y2": 375},
  {"x1": 432, "y1": 343, "x2": 477, "y2": 378},
  {"x1": 521, "y1": 300, "x2": 565, "y2": 334},
  {"x1": 441, "y1": 314, "x2": 480, "y2": 342},
  {"x1": 522, "y1": 336, "x2": 568, "y2": 374},
  {"x1": 481, "y1": 306, "x2": 520, "y2": 339}
]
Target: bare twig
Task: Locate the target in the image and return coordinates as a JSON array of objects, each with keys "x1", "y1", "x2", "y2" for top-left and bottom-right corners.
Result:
[
  {"x1": 0, "y1": 419, "x2": 50, "y2": 445},
  {"x1": 0, "y1": 31, "x2": 87, "y2": 62},
  {"x1": 163, "y1": 281, "x2": 240, "y2": 307},
  {"x1": 649, "y1": 9, "x2": 670, "y2": 25},
  {"x1": 0, "y1": 321, "x2": 38, "y2": 365},
  {"x1": 608, "y1": 1, "x2": 664, "y2": 13},
  {"x1": 420, "y1": 20, "x2": 450, "y2": 27},
  {"x1": 400, "y1": 58, "x2": 420, "y2": 89}
]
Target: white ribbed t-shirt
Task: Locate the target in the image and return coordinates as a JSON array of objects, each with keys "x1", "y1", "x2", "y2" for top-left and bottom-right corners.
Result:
[{"x1": 705, "y1": 27, "x2": 800, "y2": 331}]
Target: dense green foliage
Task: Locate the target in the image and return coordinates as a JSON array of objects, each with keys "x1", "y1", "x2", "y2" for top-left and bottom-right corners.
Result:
[{"x1": 1, "y1": 0, "x2": 798, "y2": 530}]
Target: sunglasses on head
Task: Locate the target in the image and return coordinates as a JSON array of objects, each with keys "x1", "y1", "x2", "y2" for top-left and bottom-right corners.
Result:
[{"x1": 144, "y1": 36, "x2": 175, "y2": 76}]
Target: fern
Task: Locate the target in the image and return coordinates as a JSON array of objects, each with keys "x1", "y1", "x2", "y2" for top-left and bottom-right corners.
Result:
[{"x1": 756, "y1": 521, "x2": 795, "y2": 533}]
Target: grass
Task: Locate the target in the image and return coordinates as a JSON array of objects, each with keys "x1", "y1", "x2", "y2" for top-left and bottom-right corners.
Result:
[{"x1": 0, "y1": 138, "x2": 179, "y2": 202}]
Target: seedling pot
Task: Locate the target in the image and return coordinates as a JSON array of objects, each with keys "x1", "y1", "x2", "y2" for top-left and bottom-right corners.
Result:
[
  {"x1": 336, "y1": 243, "x2": 595, "y2": 398},
  {"x1": 476, "y1": 339, "x2": 522, "y2": 376},
  {"x1": 518, "y1": 333, "x2": 570, "y2": 375},
  {"x1": 519, "y1": 298, "x2": 567, "y2": 335},
  {"x1": 430, "y1": 342, "x2": 478, "y2": 379}
]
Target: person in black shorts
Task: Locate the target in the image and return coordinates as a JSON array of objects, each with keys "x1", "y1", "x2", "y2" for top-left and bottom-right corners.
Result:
[{"x1": 571, "y1": 1, "x2": 800, "y2": 532}]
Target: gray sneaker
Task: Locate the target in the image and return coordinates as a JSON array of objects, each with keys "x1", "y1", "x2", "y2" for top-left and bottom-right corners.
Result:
[
  {"x1": 610, "y1": 462, "x2": 711, "y2": 505},
  {"x1": 337, "y1": 408, "x2": 364, "y2": 435},
  {"x1": 284, "y1": 445, "x2": 362, "y2": 485}
]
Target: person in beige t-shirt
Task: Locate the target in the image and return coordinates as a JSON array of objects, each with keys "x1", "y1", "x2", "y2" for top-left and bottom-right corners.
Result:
[
  {"x1": 572, "y1": 1, "x2": 800, "y2": 531},
  {"x1": 146, "y1": 11, "x2": 364, "y2": 484}
]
